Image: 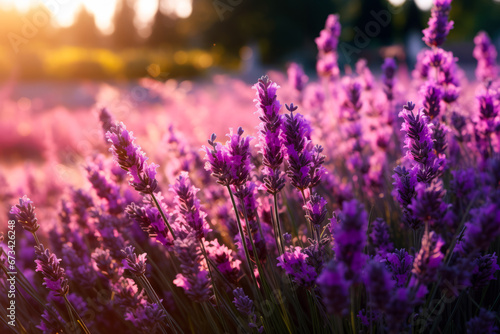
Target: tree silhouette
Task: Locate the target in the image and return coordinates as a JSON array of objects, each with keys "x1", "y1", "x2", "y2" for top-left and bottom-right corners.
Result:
[
  {"x1": 113, "y1": 0, "x2": 139, "y2": 49},
  {"x1": 69, "y1": 6, "x2": 101, "y2": 47}
]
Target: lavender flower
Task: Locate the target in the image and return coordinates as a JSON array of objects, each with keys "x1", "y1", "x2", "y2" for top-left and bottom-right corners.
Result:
[
  {"x1": 85, "y1": 157, "x2": 123, "y2": 214},
  {"x1": 473, "y1": 31, "x2": 498, "y2": 82},
  {"x1": 124, "y1": 302, "x2": 166, "y2": 333},
  {"x1": 92, "y1": 247, "x2": 123, "y2": 283},
  {"x1": 420, "y1": 81, "x2": 443, "y2": 120},
  {"x1": 287, "y1": 62, "x2": 308, "y2": 92},
  {"x1": 413, "y1": 231, "x2": 445, "y2": 284},
  {"x1": 225, "y1": 127, "x2": 253, "y2": 186},
  {"x1": 107, "y1": 122, "x2": 158, "y2": 195},
  {"x1": 173, "y1": 233, "x2": 212, "y2": 302},
  {"x1": 112, "y1": 277, "x2": 146, "y2": 312},
  {"x1": 10, "y1": 195, "x2": 39, "y2": 233},
  {"x1": 399, "y1": 102, "x2": 444, "y2": 183},
  {"x1": 170, "y1": 171, "x2": 211, "y2": 240},
  {"x1": 461, "y1": 202, "x2": 500, "y2": 253},
  {"x1": 342, "y1": 78, "x2": 363, "y2": 120},
  {"x1": 316, "y1": 261, "x2": 350, "y2": 315},
  {"x1": 432, "y1": 121, "x2": 448, "y2": 155},
  {"x1": 466, "y1": 308, "x2": 499, "y2": 334},
  {"x1": 332, "y1": 199, "x2": 368, "y2": 280},
  {"x1": 99, "y1": 107, "x2": 114, "y2": 141},
  {"x1": 121, "y1": 246, "x2": 147, "y2": 277},
  {"x1": 126, "y1": 202, "x2": 174, "y2": 248},
  {"x1": 382, "y1": 57, "x2": 397, "y2": 101},
  {"x1": 203, "y1": 134, "x2": 232, "y2": 186},
  {"x1": 315, "y1": 14, "x2": 341, "y2": 79},
  {"x1": 408, "y1": 182, "x2": 448, "y2": 225},
  {"x1": 303, "y1": 193, "x2": 327, "y2": 229},
  {"x1": 476, "y1": 89, "x2": 499, "y2": 136},
  {"x1": 205, "y1": 239, "x2": 241, "y2": 285},
  {"x1": 277, "y1": 246, "x2": 317, "y2": 288},
  {"x1": 35, "y1": 244, "x2": 70, "y2": 296},
  {"x1": 392, "y1": 165, "x2": 418, "y2": 209},
  {"x1": 369, "y1": 218, "x2": 394, "y2": 255},
  {"x1": 422, "y1": 0, "x2": 454, "y2": 48},
  {"x1": 232, "y1": 288, "x2": 264, "y2": 333},
  {"x1": 37, "y1": 306, "x2": 65, "y2": 334},
  {"x1": 385, "y1": 288, "x2": 414, "y2": 333},
  {"x1": 471, "y1": 253, "x2": 499, "y2": 288},
  {"x1": 315, "y1": 14, "x2": 341, "y2": 53},
  {"x1": 254, "y1": 76, "x2": 286, "y2": 194},
  {"x1": 385, "y1": 249, "x2": 414, "y2": 287},
  {"x1": 282, "y1": 104, "x2": 314, "y2": 190},
  {"x1": 399, "y1": 102, "x2": 434, "y2": 165},
  {"x1": 363, "y1": 260, "x2": 395, "y2": 312}
]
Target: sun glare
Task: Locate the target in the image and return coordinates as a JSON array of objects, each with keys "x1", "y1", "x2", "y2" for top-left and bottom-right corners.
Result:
[{"x1": 0, "y1": 0, "x2": 192, "y2": 33}]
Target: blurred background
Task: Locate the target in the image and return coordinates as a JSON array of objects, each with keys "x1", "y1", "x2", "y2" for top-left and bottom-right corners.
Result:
[{"x1": 1, "y1": 0, "x2": 500, "y2": 83}]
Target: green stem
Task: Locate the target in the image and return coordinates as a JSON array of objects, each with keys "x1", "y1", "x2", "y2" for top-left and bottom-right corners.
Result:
[
  {"x1": 350, "y1": 286, "x2": 356, "y2": 334},
  {"x1": 199, "y1": 240, "x2": 219, "y2": 305},
  {"x1": 31, "y1": 232, "x2": 41, "y2": 248},
  {"x1": 274, "y1": 193, "x2": 285, "y2": 255},
  {"x1": 64, "y1": 294, "x2": 91, "y2": 334},
  {"x1": 151, "y1": 193, "x2": 176, "y2": 239},
  {"x1": 300, "y1": 189, "x2": 316, "y2": 242},
  {"x1": 226, "y1": 186, "x2": 258, "y2": 287}
]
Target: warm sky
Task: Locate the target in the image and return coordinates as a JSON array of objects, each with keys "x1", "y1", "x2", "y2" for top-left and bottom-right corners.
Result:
[
  {"x1": 0, "y1": 0, "x2": 447, "y2": 35},
  {"x1": 0, "y1": 0, "x2": 193, "y2": 34}
]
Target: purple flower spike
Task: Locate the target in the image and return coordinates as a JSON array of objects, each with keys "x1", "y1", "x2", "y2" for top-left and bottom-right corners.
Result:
[
  {"x1": 277, "y1": 246, "x2": 317, "y2": 288},
  {"x1": 173, "y1": 233, "x2": 212, "y2": 303},
  {"x1": 413, "y1": 231, "x2": 445, "y2": 284},
  {"x1": 316, "y1": 261, "x2": 350, "y2": 315},
  {"x1": 303, "y1": 193, "x2": 328, "y2": 228},
  {"x1": 392, "y1": 165, "x2": 418, "y2": 209},
  {"x1": 253, "y1": 76, "x2": 286, "y2": 194},
  {"x1": 408, "y1": 182, "x2": 448, "y2": 225},
  {"x1": 369, "y1": 218, "x2": 394, "y2": 255},
  {"x1": 99, "y1": 107, "x2": 114, "y2": 141},
  {"x1": 461, "y1": 202, "x2": 500, "y2": 253},
  {"x1": 10, "y1": 195, "x2": 39, "y2": 233},
  {"x1": 225, "y1": 127, "x2": 253, "y2": 187},
  {"x1": 170, "y1": 171, "x2": 211, "y2": 240},
  {"x1": 287, "y1": 62, "x2": 309, "y2": 92},
  {"x1": 382, "y1": 57, "x2": 397, "y2": 101},
  {"x1": 205, "y1": 239, "x2": 241, "y2": 285},
  {"x1": 420, "y1": 81, "x2": 443, "y2": 120},
  {"x1": 473, "y1": 31, "x2": 498, "y2": 82},
  {"x1": 121, "y1": 246, "x2": 147, "y2": 277},
  {"x1": 466, "y1": 308, "x2": 499, "y2": 334},
  {"x1": 125, "y1": 302, "x2": 166, "y2": 333},
  {"x1": 233, "y1": 288, "x2": 264, "y2": 333},
  {"x1": 203, "y1": 134, "x2": 232, "y2": 187},
  {"x1": 363, "y1": 260, "x2": 395, "y2": 312},
  {"x1": 126, "y1": 202, "x2": 174, "y2": 248},
  {"x1": 35, "y1": 244, "x2": 70, "y2": 296},
  {"x1": 315, "y1": 14, "x2": 341, "y2": 53},
  {"x1": 106, "y1": 122, "x2": 158, "y2": 195},
  {"x1": 399, "y1": 102, "x2": 434, "y2": 165},
  {"x1": 315, "y1": 14, "x2": 341, "y2": 79},
  {"x1": 385, "y1": 249, "x2": 414, "y2": 287},
  {"x1": 333, "y1": 199, "x2": 368, "y2": 280},
  {"x1": 471, "y1": 253, "x2": 500, "y2": 288},
  {"x1": 422, "y1": 0, "x2": 454, "y2": 48},
  {"x1": 283, "y1": 104, "x2": 325, "y2": 190}
]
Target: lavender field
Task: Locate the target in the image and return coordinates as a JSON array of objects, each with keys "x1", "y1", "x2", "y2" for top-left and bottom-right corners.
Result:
[{"x1": 1, "y1": 0, "x2": 500, "y2": 333}]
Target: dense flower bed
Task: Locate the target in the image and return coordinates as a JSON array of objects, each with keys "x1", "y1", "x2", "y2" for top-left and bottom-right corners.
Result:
[{"x1": 1, "y1": 0, "x2": 499, "y2": 333}]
